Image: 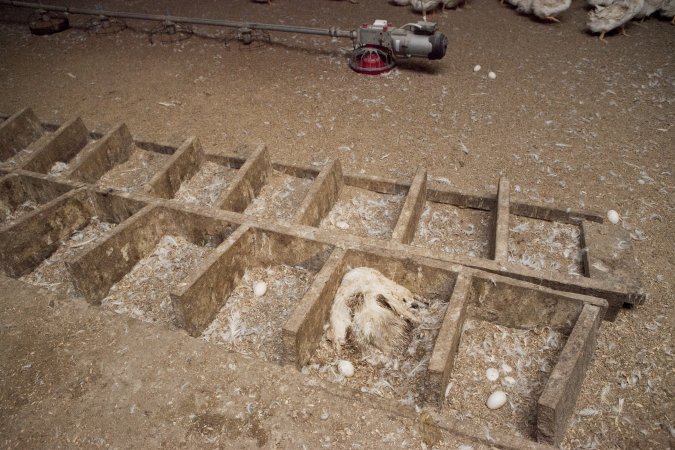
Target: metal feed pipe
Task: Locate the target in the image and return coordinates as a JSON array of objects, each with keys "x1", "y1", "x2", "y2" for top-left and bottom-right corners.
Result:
[{"x1": 0, "y1": 0, "x2": 355, "y2": 39}]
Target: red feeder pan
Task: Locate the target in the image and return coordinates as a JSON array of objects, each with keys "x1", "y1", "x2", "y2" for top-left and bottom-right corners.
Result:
[{"x1": 349, "y1": 45, "x2": 395, "y2": 75}]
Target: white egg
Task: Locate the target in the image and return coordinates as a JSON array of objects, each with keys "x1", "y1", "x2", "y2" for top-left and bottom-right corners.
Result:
[
  {"x1": 473, "y1": 64, "x2": 481, "y2": 72},
  {"x1": 338, "y1": 360, "x2": 355, "y2": 377},
  {"x1": 253, "y1": 281, "x2": 267, "y2": 297},
  {"x1": 503, "y1": 376, "x2": 516, "y2": 385},
  {"x1": 488, "y1": 71, "x2": 497, "y2": 80},
  {"x1": 486, "y1": 368, "x2": 500, "y2": 382},
  {"x1": 486, "y1": 390, "x2": 507, "y2": 409},
  {"x1": 501, "y1": 363, "x2": 513, "y2": 373},
  {"x1": 607, "y1": 210, "x2": 620, "y2": 224}
]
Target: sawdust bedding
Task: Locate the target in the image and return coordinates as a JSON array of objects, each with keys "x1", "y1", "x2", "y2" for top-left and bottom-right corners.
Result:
[
  {"x1": 303, "y1": 293, "x2": 448, "y2": 404},
  {"x1": 320, "y1": 186, "x2": 405, "y2": 239},
  {"x1": 413, "y1": 201, "x2": 492, "y2": 259},
  {"x1": 96, "y1": 146, "x2": 169, "y2": 192},
  {"x1": 101, "y1": 235, "x2": 214, "y2": 324},
  {"x1": 443, "y1": 319, "x2": 567, "y2": 439},
  {"x1": 173, "y1": 161, "x2": 238, "y2": 207},
  {"x1": 244, "y1": 170, "x2": 313, "y2": 221},
  {"x1": 507, "y1": 216, "x2": 584, "y2": 275},
  {"x1": 0, "y1": 199, "x2": 39, "y2": 226},
  {"x1": 20, "y1": 217, "x2": 116, "y2": 296},
  {"x1": 201, "y1": 265, "x2": 314, "y2": 363}
]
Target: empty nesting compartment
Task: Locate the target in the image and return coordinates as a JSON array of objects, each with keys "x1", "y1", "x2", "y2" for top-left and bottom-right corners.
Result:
[
  {"x1": 438, "y1": 273, "x2": 603, "y2": 441},
  {"x1": 173, "y1": 227, "x2": 334, "y2": 364},
  {"x1": 299, "y1": 250, "x2": 458, "y2": 404},
  {"x1": 68, "y1": 206, "x2": 237, "y2": 325},
  {"x1": 0, "y1": 173, "x2": 72, "y2": 227},
  {"x1": 173, "y1": 161, "x2": 239, "y2": 207},
  {"x1": 96, "y1": 145, "x2": 170, "y2": 192},
  {"x1": 244, "y1": 169, "x2": 313, "y2": 221},
  {"x1": 320, "y1": 186, "x2": 405, "y2": 239},
  {"x1": 507, "y1": 215, "x2": 584, "y2": 275},
  {"x1": 413, "y1": 202, "x2": 493, "y2": 258},
  {"x1": 0, "y1": 189, "x2": 145, "y2": 296}
]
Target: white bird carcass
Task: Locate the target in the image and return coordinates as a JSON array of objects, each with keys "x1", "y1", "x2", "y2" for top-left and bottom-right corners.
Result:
[
  {"x1": 327, "y1": 267, "x2": 420, "y2": 355},
  {"x1": 587, "y1": 0, "x2": 644, "y2": 42}
]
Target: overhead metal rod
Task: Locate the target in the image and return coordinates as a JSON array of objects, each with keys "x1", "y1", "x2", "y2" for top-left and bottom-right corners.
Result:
[{"x1": 0, "y1": 0, "x2": 355, "y2": 39}]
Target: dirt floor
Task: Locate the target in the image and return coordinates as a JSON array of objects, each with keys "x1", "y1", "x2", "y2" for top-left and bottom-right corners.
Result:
[{"x1": 0, "y1": 0, "x2": 673, "y2": 448}]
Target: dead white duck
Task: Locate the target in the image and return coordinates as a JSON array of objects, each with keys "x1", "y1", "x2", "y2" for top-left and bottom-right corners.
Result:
[
  {"x1": 327, "y1": 267, "x2": 420, "y2": 355},
  {"x1": 587, "y1": 0, "x2": 644, "y2": 42}
]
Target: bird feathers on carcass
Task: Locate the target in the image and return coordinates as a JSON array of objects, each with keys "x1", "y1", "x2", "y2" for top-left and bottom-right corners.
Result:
[
  {"x1": 587, "y1": 0, "x2": 644, "y2": 41},
  {"x1": 327, "y1": 267, "x2": 420, "y2": 355}
]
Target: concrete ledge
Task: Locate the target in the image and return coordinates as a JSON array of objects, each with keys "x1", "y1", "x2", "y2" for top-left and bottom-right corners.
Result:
[
  {"x1": 282, "y1": 248, "x2": 346, "y2": 367},
  {"x1": 426, "y1": 271, "x2": 472, "y2": 406},
  {"x1": 144, "y1": 136, "x2": 204, "y2": 198},
  {"x1": 217, "y1": 144, "x2": 270, "y2": 212},
  {"x1": 392, "y1": 166, "x2": 427, "y2": 244},
  {"x1": 293, "y1": 159, "x2": 343, "y2": 227},
  {"x1": 537, "y1": 304, "x2": 603, "y2": 446},
  {"x1": 493, "y1": 176, "x2": 510, "y2": 262},
  {"x1": 0, "y1": 108, "x2": 44, "y2": 162},
  {"x1": 66, "y1": 123, "x2": 133, "y2": 183},
  {"x1": 20, "y1": 117, "x2": 89, "y2": 174}
]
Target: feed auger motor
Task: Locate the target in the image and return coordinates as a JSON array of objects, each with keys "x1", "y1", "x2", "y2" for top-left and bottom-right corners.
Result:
[
  {"x1": 0, "y1": 1, "x2": 449, "y2": 75},
  {"x1": 350, "y1": 20, "x2": 447, "y2": 74}
]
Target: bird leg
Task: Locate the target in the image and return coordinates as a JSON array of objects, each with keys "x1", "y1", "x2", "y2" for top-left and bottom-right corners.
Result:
[
  {"x1": 671, "y1": 16, "x2": 674, "y2": 25},
  {"x1": 621, "y1": 25, "x2": 629, "y2": 36},
  {"x1": 599, "y1": 31, "x2": 607, "y2": 43},
  {"x1": 545, "y1": 15, "x2": 560, "y2": 22}
]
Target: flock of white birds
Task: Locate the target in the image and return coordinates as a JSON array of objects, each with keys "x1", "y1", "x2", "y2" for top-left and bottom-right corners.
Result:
[
  {"x1": 393, "y1": 0, "x2": 675, "y2": 42},
  {"x1": 253, "y1": 0, "x2": 674, "y2": 42}
]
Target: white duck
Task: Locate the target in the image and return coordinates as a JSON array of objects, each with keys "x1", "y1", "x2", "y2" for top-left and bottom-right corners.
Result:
[
  {"x1": 587, "y1": 0, "x2": 644, "y2": 42},
  {"x1": 658, "y1": 0, "x2": 675, "y2": 22},
  {"x1": 532, "y1": 0, "x2": 572, "y2": 20},
  {"x1": 504, "y1": 0, "x2": 571, "y2": 21},
  {"x1": 328, "y1": 267, "x2": 420, "y2": 355},
  {"x1": 443, "y1": 0, "x2": 468, "y2": 9},
  {"x1": 635, "y1": 0, "x2": 664, "y2": 19},
  {"x1": 411, "y1": 0, "x2": 443, "y2": 20}
]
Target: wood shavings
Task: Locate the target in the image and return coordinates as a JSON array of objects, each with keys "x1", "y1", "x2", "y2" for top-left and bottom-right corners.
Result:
[
  {"x1": 320, "y1": 186, "x2": 404, "y2": 239},
  {"x1": 507, "y1": 216, "x2": 583, "y2": 275},
  {"x1": 20, "y1": 217, "x2": 116, "y2": 296},
  {"x1": 96, "y1": 146, "x2": 169, "y2": 192},
  {"x1": 202, "y1": 265, "x2": 314, "y2": 363},
  {"x1": 305, "y1": 292, "x2": 447, "y2": 404},
  {"x1": 244, "y1": 170, "x2": 313, "y2": 221},
  {"x1": 444, "y1": 319, "x2": 567, "y2": 439},
  {"x1": 413, "y1": 202, "x2": 492, "y2": 258},
  {"x1": 101, "y1": 235, "x2": 213, "y2": 324},
  {"x1": 174, "y1": 161, "x2": 238, "y2": 207}
]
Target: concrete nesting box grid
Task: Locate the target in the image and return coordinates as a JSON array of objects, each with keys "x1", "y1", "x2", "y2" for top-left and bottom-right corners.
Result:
[{"x1": 0, "y1": 108, "x2": 645, "y2": 447}]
